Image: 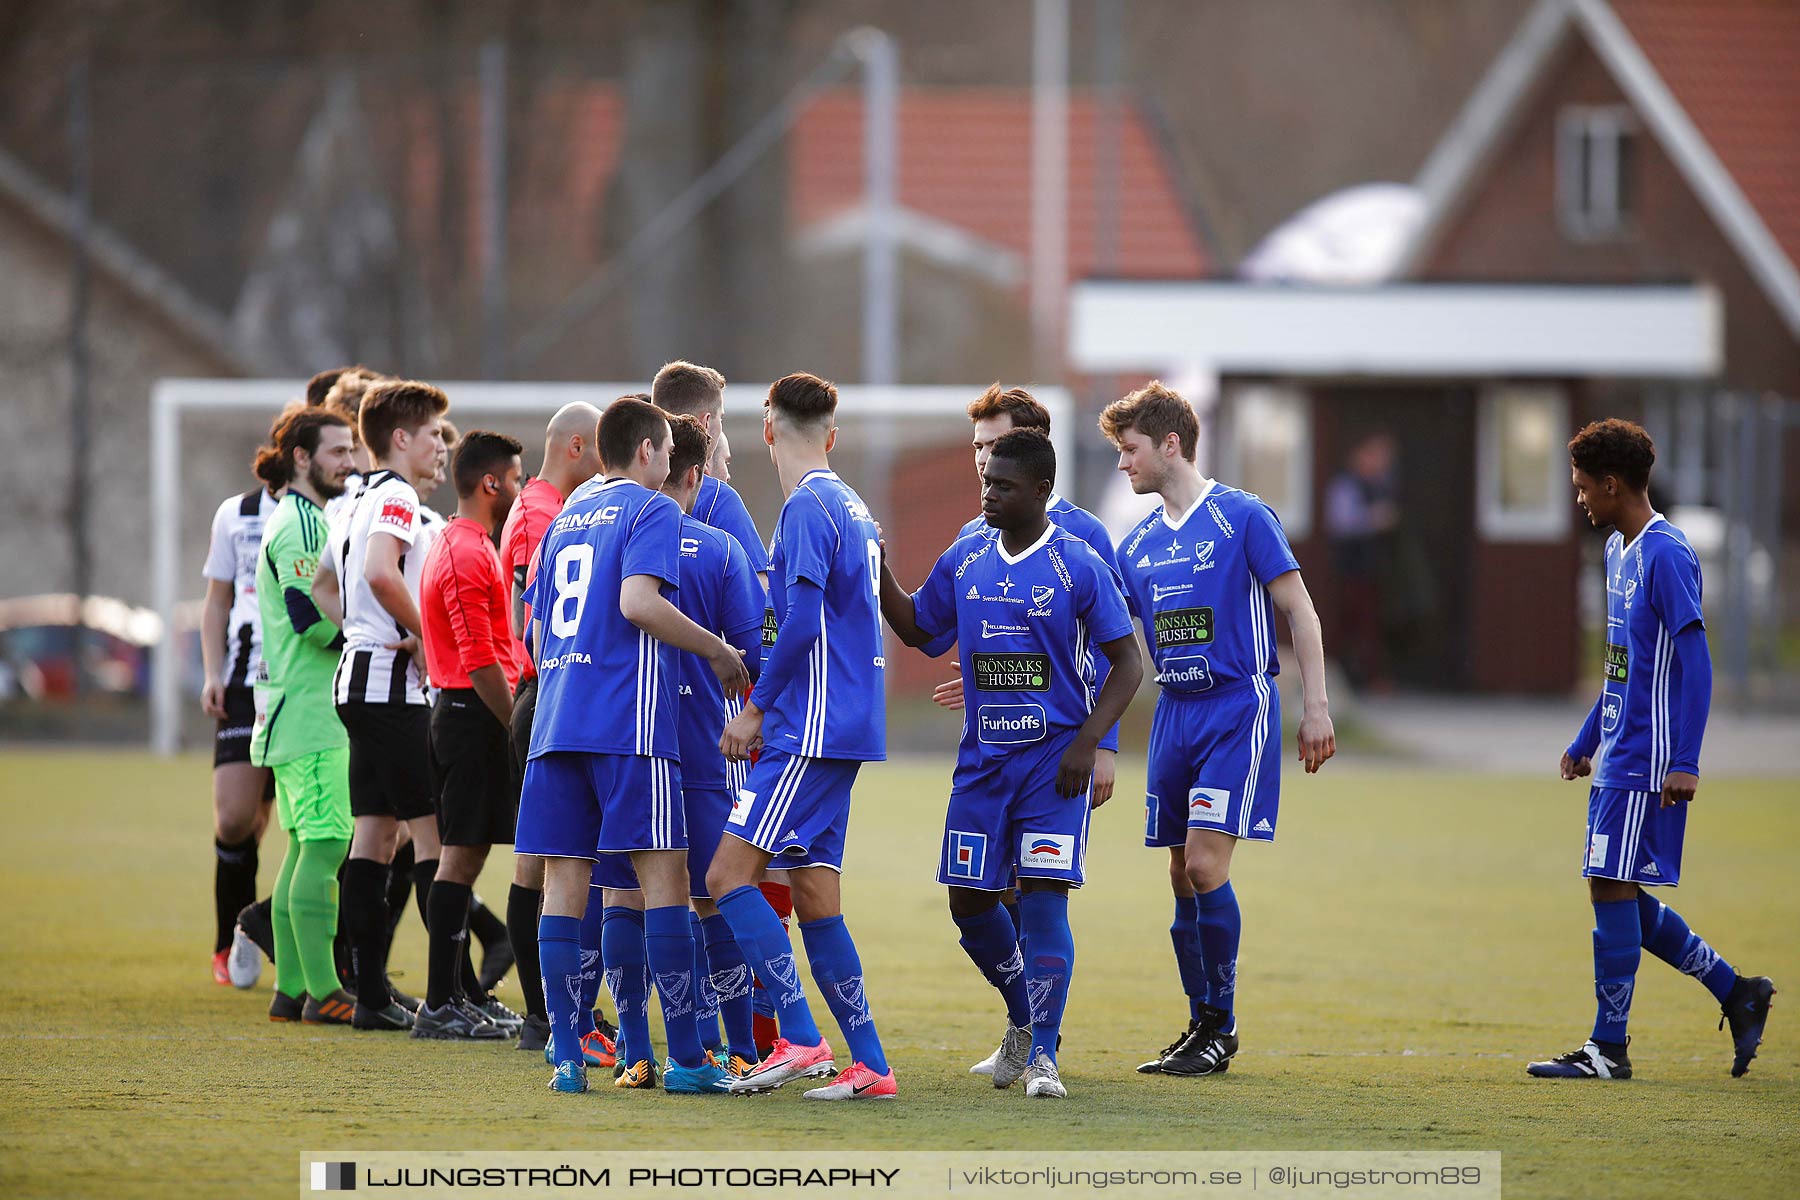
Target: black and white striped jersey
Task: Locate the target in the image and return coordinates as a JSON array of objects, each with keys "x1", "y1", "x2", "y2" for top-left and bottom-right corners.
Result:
[
  {"x1": 330, "y1": 470, "x2": 443, "y2": 706},
  {"x1": 202, "y1": 487, "x2": 280, "y2": 690}
]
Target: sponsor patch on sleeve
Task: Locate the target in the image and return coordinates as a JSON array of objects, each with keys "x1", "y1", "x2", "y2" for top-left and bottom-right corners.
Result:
[{"x1": 376, "y1": 497, "x2": 416, "y2": 533}]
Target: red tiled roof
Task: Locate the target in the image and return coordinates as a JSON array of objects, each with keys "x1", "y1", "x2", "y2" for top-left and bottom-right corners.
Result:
[
  {"x1": 791, "y1": 88, "x2": 1209, "y2": 281},
  {"x1": 1612, "y1": 0, "x2": 1800, "y2": 274},
  {"x1": 400, "y1": 83, "x2": 1207, "y2": 287}
]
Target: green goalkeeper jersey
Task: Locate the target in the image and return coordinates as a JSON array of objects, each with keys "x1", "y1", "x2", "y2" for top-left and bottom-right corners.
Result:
[{"x1": 251, "y1": 491, "x2": 346, "y2": 766}]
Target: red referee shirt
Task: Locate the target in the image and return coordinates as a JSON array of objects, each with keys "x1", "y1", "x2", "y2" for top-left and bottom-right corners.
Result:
[
  {"x1": 422, "y1": 515, "x2": 524, "y2": 693},
  {"x1": 498, "y1": 476, "x2": 564, "y2": 680}
]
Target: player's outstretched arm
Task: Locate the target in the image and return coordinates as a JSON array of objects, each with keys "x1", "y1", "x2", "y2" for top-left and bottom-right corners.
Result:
[
  {"x1": 877, "y1": 559, "x2": 930, "y2": 647},
  {"x1": 199, "y1": 578, "x2": 233, "y2": 718},
  {"x1": 1057, "y1": 634, "x2": 1144, "y2": 803},
  {"x1": 619, "y1": 573, "x2": 750, "y2": 693},
  {"x1": 1268, "y1": 569, "x2": 1336, "y2": 774}
]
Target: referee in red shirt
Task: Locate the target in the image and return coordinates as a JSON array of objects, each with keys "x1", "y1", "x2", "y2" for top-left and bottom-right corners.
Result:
[
  {"x1": 415, "y1": 431, "x2": 526, "y2": 1040},
  {"x1": 496, "y1": 402, "x2": 603, "y2": 1050}
]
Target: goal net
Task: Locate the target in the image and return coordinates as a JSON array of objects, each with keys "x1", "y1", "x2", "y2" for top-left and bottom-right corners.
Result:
[{"x1": 149, "y1": 378, "x2": 1073, "y2": 753}]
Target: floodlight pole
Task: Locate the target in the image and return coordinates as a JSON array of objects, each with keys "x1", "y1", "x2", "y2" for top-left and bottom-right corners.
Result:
[
  {"x1": 1031, "y1": 0, "x2": 1069, "y2": 379},
  {"x1": 848, "y1": 27, "x2": 899, "y2": 386}
]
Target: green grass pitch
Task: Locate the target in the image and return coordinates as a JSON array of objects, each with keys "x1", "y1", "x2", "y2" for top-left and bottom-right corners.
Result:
[{"x1": 0, "y1": 749, "x2": 1794, "y2": 1198}]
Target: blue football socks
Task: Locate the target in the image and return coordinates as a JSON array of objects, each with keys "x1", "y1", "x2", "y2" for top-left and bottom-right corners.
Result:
[
  {"x1": 801, "y1": 914, "x2": 888, "y2": 1075},
  {"x1": 954, "y1": 903, "x2": 1031, "y2": 1029},
  {"x1": 1194, "y1": 882, "x2": 1241, "y2": 1021},
  {"x1": 1591, "y1": 898, "x2": 1642, "y2": 1045},
  {"x1": 575, "y1": 888, "x2": 605, "y2": 1039},
  {"x1": 688, "y1": 910, "x2": 722, "y2": 1053},
  {"x1": 717, "y1": 885, "x2": 822, "y2": 1046},
  {"x1": 537, "y1": 914, "x2": 584, "y2": 1072},
  {"x1": 1018, "y1": 890, "x2": 1074, "y2": 1064},
  {"x1": 600, "y1": 907, "x2": 651, "y2": 1067},
  {"x1": 1171, "y1": 893, "x2": 1206, "y2": 1021},
  {"x1": 701, "y1": 913, "x2": 758, "y2": 1060},
  {"x1": 1638, "y1": 890, "x2": 1736, "y2": 1004},
  {"x1": 645, "y1": 906, "x2": 705, "y2": 1070}
]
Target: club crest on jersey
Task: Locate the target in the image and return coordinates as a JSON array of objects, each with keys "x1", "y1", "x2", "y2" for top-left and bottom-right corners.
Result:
[
  {"x1": 1029, "y1": 585, "x2": 1055, "y2": 615},
  {"x1": 1193, "y1": 541, "x2": 1216, "y2": 572},
  {"x1": 1020, "y1": 831, "x2": 1074, "y2": 870},
  {"x1": 947, "y1": 831, "x2": 988, "y2": 880},
  {"x1": 1188, "y1": 786, "x2": 1230, "y2": 825}
]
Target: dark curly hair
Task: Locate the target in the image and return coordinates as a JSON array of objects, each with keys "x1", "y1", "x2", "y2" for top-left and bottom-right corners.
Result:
[{"x1": 1568, "y1": 418, "x2": 1655, "y2": 492}]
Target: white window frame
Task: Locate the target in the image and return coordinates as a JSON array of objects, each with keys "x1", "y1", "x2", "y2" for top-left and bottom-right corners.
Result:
[
  {"x1": 1557, "y1": 105, "x2": 1636, "y2": 241},
  {"x1": 1478, "y1": 383, "x2": 1570, "y2": 542},
  {"x1": 1218, "y1": 383, "x2": 1313, "y2": 540}
]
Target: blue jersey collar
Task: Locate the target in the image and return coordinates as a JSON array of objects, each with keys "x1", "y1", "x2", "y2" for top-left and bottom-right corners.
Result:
[
  {"x1": 1160, "y1": 480, "x2": 1217, "y2": 532},
  {"x1": 1620, "y1": 512, "x2": 1666, "y2": 555},
  {"x1": 995, "y1": 521, "x2": 1060, "y2": 565}
]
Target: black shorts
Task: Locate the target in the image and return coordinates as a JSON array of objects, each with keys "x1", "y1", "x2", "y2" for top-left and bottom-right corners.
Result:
[
  {"x1": 509, "y1": 674, "x2": 537, "y2": 796},
  {"x1": 430, "y1": 689, "x2": 516, "y2": 847},
  {"x1": 337, "y1": 701, "x2": 435, "y2": 821},
  {"x1": 213, "y1": 686, "x2": 259, "y2": 768}
]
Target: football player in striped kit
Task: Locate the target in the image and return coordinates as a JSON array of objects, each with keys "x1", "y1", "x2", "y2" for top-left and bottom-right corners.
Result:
[
  {"x1": 199, "y1": 430, "x2": 282, "y2": 987},
  {"x1": 1528, "y1": 419, "x2": 1774, "y2": 1080},
  {"x1": 1104, "y1": 382, "x2": 1336, "y2": 1079}
]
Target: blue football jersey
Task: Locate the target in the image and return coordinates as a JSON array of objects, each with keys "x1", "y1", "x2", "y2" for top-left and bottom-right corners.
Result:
[
  {"x1": 928, "y1": 492, "x2": 1120, "y2": 655},
  {"x1": 1591, "y1": 516, "x2": 1706, "y2": 790},
  {"x1": 914, "y1": 524, "x2": 1134, "y2": 767},
  {"x1": 758, "y1": 469, "x2": 886, "y2": 761},
  {"x1": 1117, "y1": 483, "x2": 1299, "y2": 698},
  {"x1": 523, "y1": 478, "x2": 683, "y2": 760},
  {"x1": 672, "y1": 515, "x2": 766, "y2": 789},
  {"x1": 695, "y1": 474, "x2": 770, "y2": 574}
]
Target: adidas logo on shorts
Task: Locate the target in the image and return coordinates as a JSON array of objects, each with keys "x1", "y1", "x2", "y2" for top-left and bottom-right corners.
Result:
[{"x1": 1253, "y1": 818, "x2": 1272, "y2": 833}]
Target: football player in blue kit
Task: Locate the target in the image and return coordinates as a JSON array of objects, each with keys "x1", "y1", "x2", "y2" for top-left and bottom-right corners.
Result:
[
  {"x1": 712, "y1": 372, "x2": 897, "y2": 1100},
  {"x1": 880, "y1": 429, "x2": 1143, "y2": 1099},
  {"x1": 1527, "y1": 419, "x2": 1774, "y2": 1081},
  {"x1": 517, "y1": 397, "x2": 751, "y2": 1095},
  {"x1": 1102, "y1": 382, "x2": 1336, "y2": 1077}
]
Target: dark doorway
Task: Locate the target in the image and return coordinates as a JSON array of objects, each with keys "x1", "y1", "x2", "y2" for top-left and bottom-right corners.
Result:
[{"x1": 1314, "y1": 384, "x2": 1476, "y2": 691}]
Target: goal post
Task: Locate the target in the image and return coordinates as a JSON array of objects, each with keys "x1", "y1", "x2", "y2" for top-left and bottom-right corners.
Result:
[{"x1": 149, "y1": 378, "x2": 1073, "y2": 755}]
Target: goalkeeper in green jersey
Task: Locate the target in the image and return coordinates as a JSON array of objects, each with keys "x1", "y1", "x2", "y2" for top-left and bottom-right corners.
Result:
[{"x1": 249, "y1": 407, "x2": 367, "y2": 1025}]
